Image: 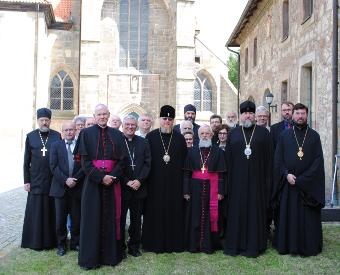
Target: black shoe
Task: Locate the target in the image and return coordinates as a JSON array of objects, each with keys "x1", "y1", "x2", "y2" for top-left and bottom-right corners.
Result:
[
  {"x1": 80, "y1": 265, "x2": 100, "y2": 270},
  {"x1": 57, "y1": 246, "x2": 66, "y2": 256},
  {"x1": 70, "y1": 245, "x2": 79, "y2": 251},
  {"x1": 128, "y1": 249, "x2": 141, "y2": 257}
]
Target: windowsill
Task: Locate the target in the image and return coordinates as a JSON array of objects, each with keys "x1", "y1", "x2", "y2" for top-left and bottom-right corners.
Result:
[{"x1": 51, "y1": 110, "x2": 76, "y2": 119}]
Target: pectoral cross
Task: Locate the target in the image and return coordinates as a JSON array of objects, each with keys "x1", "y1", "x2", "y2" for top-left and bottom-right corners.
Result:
[
  {"x1": 201, "y1": 165, "x2": 206, "y2": 174},
  {"x1": 41, "y1": 146, "x2": 47, "y2": 157},
  {"x1": 130, "y1": 163, "x2": 136, "y2": 171}
]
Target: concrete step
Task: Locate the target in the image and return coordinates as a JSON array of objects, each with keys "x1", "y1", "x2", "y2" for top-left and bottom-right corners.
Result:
[{"x1": 322, "y1": 207, "x2": 340, "y2": 221}]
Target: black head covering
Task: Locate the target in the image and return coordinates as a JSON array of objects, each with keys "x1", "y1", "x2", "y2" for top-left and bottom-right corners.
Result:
[
  {"x1": 160, "y1": 105, "x2": 175, "y2": 119},
  {"x1": 184, "y1": 104, "x2": 196, "y2": 114},
  {"x1": 37, "y1": 108, "x2": 52, "y2": 119},
  {"x1": 240, "y1": 101, "x2": 256, "y2": 114}
]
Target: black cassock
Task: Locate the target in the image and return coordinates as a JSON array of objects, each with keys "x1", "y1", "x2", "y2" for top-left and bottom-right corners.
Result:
[
  {"x1": 22, "y1": 129, "x2": 61, "y2": 250},
  {"x1": 77, "y1": 125, "x2": 125, "y2": 268},
  {"x1": 224, "y1": 125, "x2": 271, "y2": 257},
  {"x1": 142, "y1": 129, "x2": 187, "y2": 253},
  {"x1": 272, "y1": 125, "x2": 325, "y2": 256},
  {"x1": 183, "y1": 146, "x2": 226, "y2": 254}
]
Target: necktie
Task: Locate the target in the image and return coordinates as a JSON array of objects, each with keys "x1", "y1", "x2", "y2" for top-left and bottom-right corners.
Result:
[{"x1": 67, "y1": 141, "x2": 74, "y2": 177}]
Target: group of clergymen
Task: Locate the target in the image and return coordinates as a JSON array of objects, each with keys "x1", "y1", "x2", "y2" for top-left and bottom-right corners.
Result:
[{"x1": 21, "y1": 100, "x2": 325, "y2": 270}]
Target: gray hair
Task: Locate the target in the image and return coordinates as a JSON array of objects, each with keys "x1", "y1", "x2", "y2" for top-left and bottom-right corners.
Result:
[
  {"x1": 138, "y1": 113, "x2": 152, "y2": 122},
  {"x1": 198, "y1": 124, "x2": 213, "y2": 135},
  {"x1": 73, "y1": 116, "x2": 86, "y2": 124},
  {"x1": 255, "y1": 106, "x2": 269, "y2": 115},
  {"x1": 123, "y1": 114, "x2": 138, "y2": 124},
  {"x1": 180, "y1": 120, "x2": 193, "y2": 131}
]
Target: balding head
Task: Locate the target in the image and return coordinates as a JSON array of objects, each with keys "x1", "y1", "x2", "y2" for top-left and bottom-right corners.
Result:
[
  {"x1": 62, "y1": 121, "x2": 76, "y2": 141},
  {"x1": 94, "y1": 104, "x2": 110, "y2": 127}
]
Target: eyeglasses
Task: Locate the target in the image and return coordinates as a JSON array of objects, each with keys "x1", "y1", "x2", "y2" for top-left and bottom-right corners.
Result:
[
  {"x1": 185, "y1": 138, "x2": 193, "y2": 141},
  {"x1": 218, "y1": 132, "x2": 228, "y2": 135},
  {"x1": 162, "y1": 117, "x2": 174, "y2": 121}
]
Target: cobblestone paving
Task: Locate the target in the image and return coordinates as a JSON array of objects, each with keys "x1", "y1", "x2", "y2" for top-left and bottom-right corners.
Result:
[{"x1": 0, "y1": 187, "x2": 26, "y2": 257}]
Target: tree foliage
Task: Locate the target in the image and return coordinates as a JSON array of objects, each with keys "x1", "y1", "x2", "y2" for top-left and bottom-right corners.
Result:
[{"x1": 227, "y1": 53, "x2": 239, "y2": 89}]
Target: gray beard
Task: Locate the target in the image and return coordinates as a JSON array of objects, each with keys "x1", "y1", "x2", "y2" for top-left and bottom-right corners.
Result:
[
  {"x1": 160, "y1": 127, "x2": 172, "y2": 134},
  {"x1": 226, "y1": 121, "x2": 236, "y2": 128},
  {"x1": 241, "y1": 119, "x2": 254, "y2": 128},
  {"x1": 199, "y1": 139, "x2": 212, "y2": 148},
  {"x1": 39, "y1": 126, "x2": 49, "y2": 132}
]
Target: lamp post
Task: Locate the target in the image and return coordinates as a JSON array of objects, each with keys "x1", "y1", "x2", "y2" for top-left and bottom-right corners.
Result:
[{"x1": 265, "y1": 92, "x2": 274, "y2": 126}]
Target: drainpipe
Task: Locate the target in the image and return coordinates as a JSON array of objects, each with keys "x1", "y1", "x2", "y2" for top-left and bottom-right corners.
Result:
[
  {"x1": 32, "y1": 3, "x2": 39, "y2": 129},
  {"x1": 227, "y1": 46, "x2": 240, "y2": 118},
  {"x1": 77, "y1": 0, "x2": 82, "y2": 115},
  {"x1": 332, "y1": 0, "x2": 339, "y2": 205}
]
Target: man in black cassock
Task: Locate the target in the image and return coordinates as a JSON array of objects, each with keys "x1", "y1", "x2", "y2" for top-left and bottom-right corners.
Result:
[
  {"x1": 174, "y1": 104, "x2": 200, "y2": 146},
  {"x1": 142, "y1": 105, "x2": 187, "y2": 253},
  {"x1": 22, "y1": 108, "x2": 61, "y2": 250},
  {"x1": 183, "y1": 125, "x2": 226, "y2": 254},
  {"x1": 272, "y1": 103, "x2": 324, "y2": 256},
  {"x1": 120, "y1": 115, "x2": 151, "y2": 258},
  {"x1": 224, "y1": 101, "x2": 271, "y2": 257},
  {"x1": 50, "y1": 121, "x2": 84, "y2": 256},
  {"x1": 77, "y1": 104, "x2": 125, "y2": 269}
]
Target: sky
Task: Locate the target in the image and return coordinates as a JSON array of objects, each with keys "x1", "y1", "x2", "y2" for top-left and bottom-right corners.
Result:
[{"x1": 194, "y1": 0, "x2": 249, "y2": 61}]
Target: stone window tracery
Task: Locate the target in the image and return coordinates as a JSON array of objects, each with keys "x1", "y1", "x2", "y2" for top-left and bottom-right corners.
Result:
[
  {"x1": 194, "y1": 74, "x2": 212, "y2": 112},
  {"x1": 50, "y1": 70, "x2": 74, "y2": 111}
]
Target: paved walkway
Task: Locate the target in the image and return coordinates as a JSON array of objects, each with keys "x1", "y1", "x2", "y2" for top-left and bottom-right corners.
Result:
[{"x1": 0, "y1": 187, "x2": 26, "y2": 257}]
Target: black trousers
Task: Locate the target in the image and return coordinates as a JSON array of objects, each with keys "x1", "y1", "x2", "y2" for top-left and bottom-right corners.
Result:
[
  {"x1": 121, "y1": 194, "x2": 144, "y2": 252},
  {"x1": 55, "y1": 191, "x2": 81, "y2": 248}
]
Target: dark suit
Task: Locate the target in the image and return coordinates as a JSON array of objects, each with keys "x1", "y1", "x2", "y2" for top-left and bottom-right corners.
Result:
[
  {"x1": 121, "y1": 135, "x2": 151, "y2": 252},
  {"x1": 50, "y1": 139, "x2": 84, "y2": 249},
  {"x1": 174, "y1": 122, "x2": 200, "y2": 146},
  {"x1": 270, "y1": 121, "x2": 286, "y2": 151}
]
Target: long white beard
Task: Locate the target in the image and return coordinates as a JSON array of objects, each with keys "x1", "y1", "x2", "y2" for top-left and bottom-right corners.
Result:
[
  {"x1": 226, "y1": 121, "x2": 236, "y2": 128},
  {"x1": 199, "y1": 139, "x2": 212, "y2": 148},
  {"x1": 160, "y1": 126, "x2": 172, "y2": 134},
  {"x1": 241, "y1": 119, "x2": 254, "y2": 128}
]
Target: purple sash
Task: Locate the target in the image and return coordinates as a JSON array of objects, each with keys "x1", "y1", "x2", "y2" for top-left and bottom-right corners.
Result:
[
  {"x1": 92, "y1": 160, "x2": 121, "y2": 240},
  {"x1": 192, "y1": 170, "x2": 219, "y2": 232}
]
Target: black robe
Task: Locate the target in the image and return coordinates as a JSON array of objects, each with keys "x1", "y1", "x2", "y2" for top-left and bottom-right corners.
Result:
[
  {"x1": 77, "y1": 125, "x2": 125, "y2": 268},
  {"x1": 272, "y1": 125, "x2": 325, "y2": 256},
  {"x1": 21, "y1": 129, "x2": 61, "y2": 250},
  {"x1": 183, "y1": 146, "x2": 226, "y2": 254},
  {"x1": 224, "y1": 125, "x2": 271, "y2": 257},
  {"x1": 142, "y1": 129, "x2": 187, "y2": 253}
]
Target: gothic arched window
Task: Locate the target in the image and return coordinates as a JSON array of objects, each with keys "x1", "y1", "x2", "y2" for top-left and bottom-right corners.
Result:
[
  {"x1": 194, "y1": 74, "x2": 212, "y2": 112},
  {"x1": 50, "y1": 70, "x2": 74, "y2": 111},
  {"x1": 119, "y1": 0, "x2": 149, "y2": 71}
]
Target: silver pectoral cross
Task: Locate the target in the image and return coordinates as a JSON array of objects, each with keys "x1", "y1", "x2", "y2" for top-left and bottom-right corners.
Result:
[
  {"x1": 41, "y1": 146, "x2": 47, "y2": 157},
  {"x1": 130, "y1": 163, "x2": 136, "y2": 171}
]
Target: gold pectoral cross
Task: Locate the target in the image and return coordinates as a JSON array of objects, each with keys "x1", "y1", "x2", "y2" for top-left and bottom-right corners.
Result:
[{"x1": 41, "y1": 146, "x2": 47, "y2": 157}]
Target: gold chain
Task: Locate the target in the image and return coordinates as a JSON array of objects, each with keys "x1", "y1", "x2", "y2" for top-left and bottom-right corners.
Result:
[
  {"x1": 159, "y1": 128, "x2": 173, "y2": 155},
  {"x1": 241, "y1": 124, "x2": 256, "y2": 147},
  {"x1": 199, "y1": 147, "x2": 211, "y2": 168},
  {"x1": 293, "y1": 126, "x2": 308, "y2": 150}
]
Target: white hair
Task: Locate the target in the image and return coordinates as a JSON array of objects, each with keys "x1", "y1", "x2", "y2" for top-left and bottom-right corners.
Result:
[
  {"x1": 255, "y1": 106, "x2": 269, "y2": 115},
  {"x1": 123, "y1": 114, "x2": 138, "y2": 124},
  {"x1": 180, "y1": 120, "x2": 193, "y2": 131}
]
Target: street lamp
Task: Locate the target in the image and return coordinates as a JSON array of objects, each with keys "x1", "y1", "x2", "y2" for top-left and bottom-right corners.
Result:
[{"x1": 265, "y1": 92, "x2": 274, "y2": 126}]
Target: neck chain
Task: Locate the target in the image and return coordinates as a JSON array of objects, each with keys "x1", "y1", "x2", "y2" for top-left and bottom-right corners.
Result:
[
  {"x1": 159, "y1": 129, "x2": 173, "y2": 164},
  {"x1": 124, "y1": 138, "x2": 136, "y2": 170},
  {"x1": 38, "y1": 131, "x2": 49, "y2": 157},
  {"x1": 241, "y1": 124, "x2": 256, "y2": 159},
  {"x1": 199, "y1": 147, "x2": 211, "y2": 174},
  {"x1": 293, "y1": 126, "x2": 308, "y2": 160}
]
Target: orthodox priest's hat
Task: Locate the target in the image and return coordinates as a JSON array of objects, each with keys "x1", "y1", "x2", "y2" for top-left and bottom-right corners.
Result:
[
  {"x1": 240, "y1": 101, "x2": 256, "y2": 114},
  {"x1": 160, "y1": 105, "x2": 175, "y2": 119},
  {"x1": 184, "y1": 104, "x2": 196, "y2": 114},
  {"x1": 37, "y1": 108, "x2": 52, "y2": 119}
]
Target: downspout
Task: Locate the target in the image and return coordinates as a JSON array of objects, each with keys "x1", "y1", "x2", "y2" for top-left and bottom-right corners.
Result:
[
  {"x1": 227, "y1": 46, "x2": 240, "y2": 118},
  {"x1": 332, "y1": 0, "x2": 338, "y2": 204},
  {"x1": 77, "y1": 0, "x2": 82, "y2": 115},
  {"x1": 32, "y1": 3, "x2": 39, "y2": 129}
]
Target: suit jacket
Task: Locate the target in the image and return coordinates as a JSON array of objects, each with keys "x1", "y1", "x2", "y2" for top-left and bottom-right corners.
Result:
[
  {"x1": 49, "y1": 139, "x2": 84, "y2": 198},
  {"x1": 270, "y1": 121, "x2": 286, "y2": 151},
  {"x1": 122, "y1": 135, "x2": 151, "y2": 199}
]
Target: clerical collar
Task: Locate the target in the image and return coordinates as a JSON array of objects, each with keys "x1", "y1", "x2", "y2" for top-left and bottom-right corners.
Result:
[
  {"x1": 124, "y1": 135, "x2": 135, "y2": 142},
  {"x1": 96, "y1": 124, "x2": 107, "y2": 129}
]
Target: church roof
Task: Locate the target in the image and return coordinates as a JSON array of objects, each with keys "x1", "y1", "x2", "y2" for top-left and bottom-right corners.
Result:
[{"x1": 226, "y1": 0, "x2": 262, "y2": 47}]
